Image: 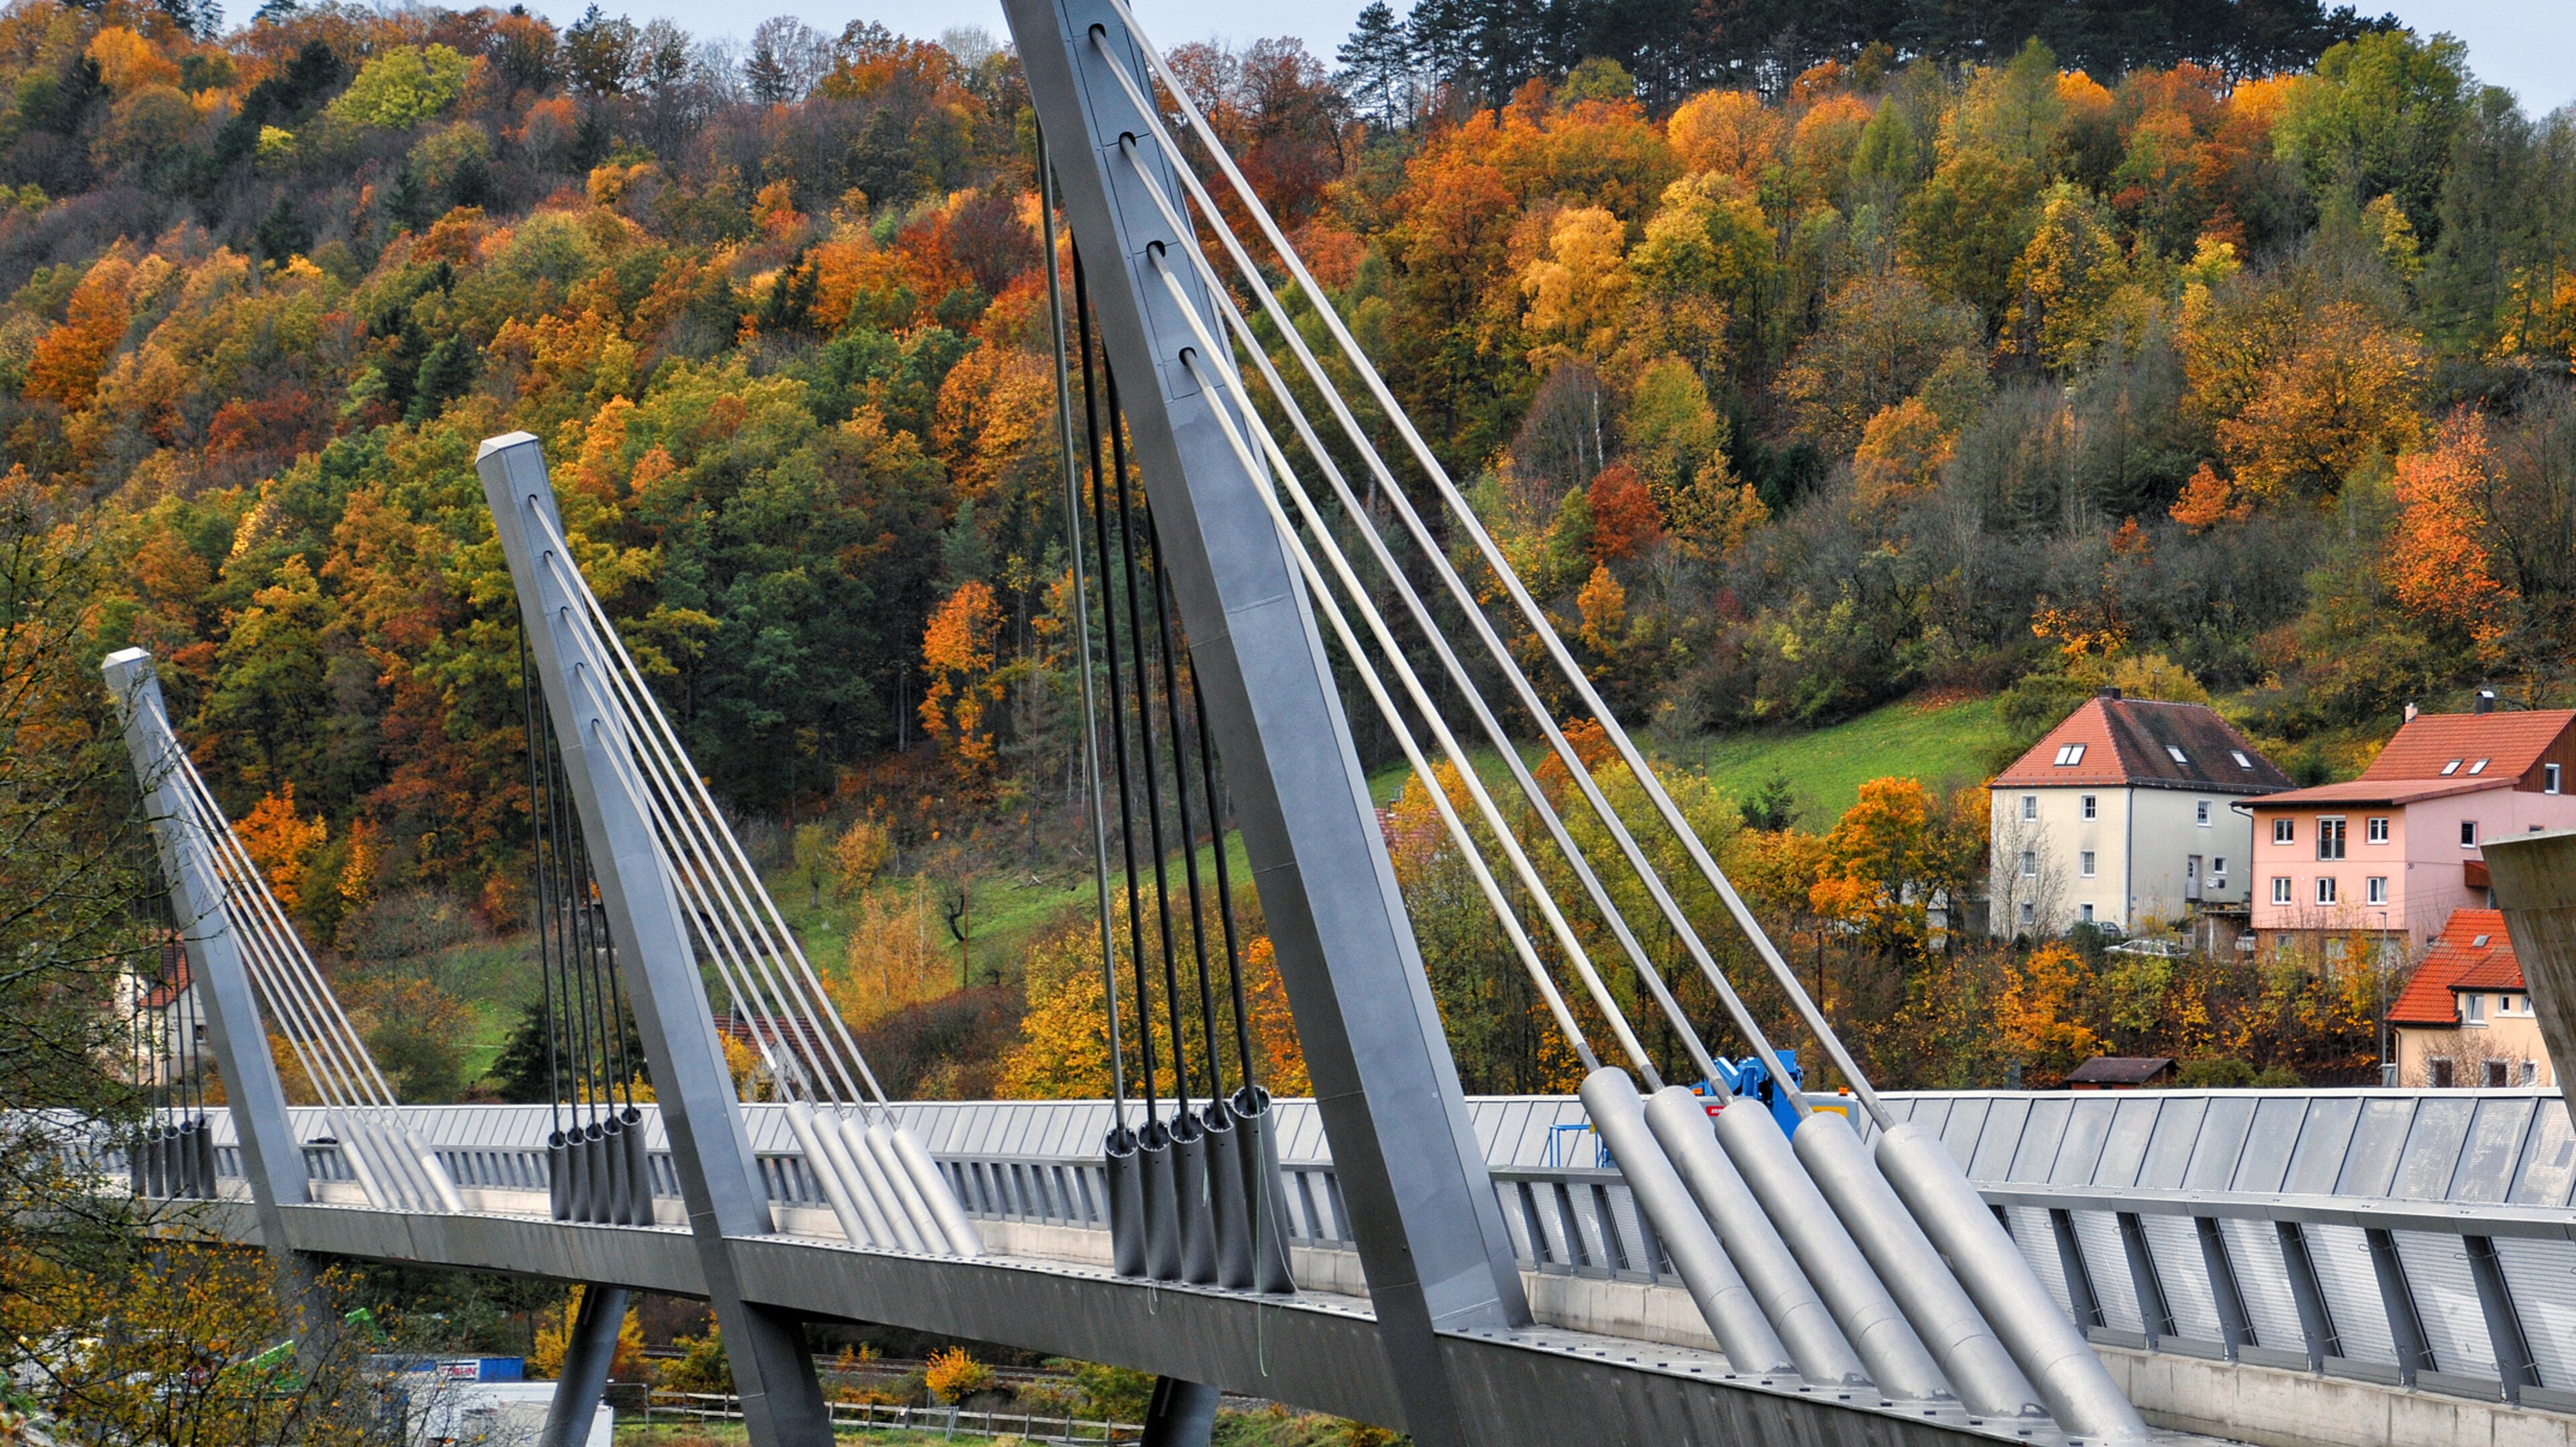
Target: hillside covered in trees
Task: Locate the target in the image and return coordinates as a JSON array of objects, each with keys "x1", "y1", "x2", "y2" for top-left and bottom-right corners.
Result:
[{"x1": 3, "y1": 0, "x2": 2572, "y2": 1096}]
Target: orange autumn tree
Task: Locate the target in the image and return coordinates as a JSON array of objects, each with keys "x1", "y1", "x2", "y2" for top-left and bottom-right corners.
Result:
[
  {"x1": 1808, "y1": 778, "x2": 1981, "y2": 964},
  {"x1": 2385, "y1": 410, "x2": 2513, "y2": 656},
  {"x1": 918, "y1": 580, "x2": 1002, "y2": 778},
  {"x1": 233, "y1": 784, "x2": 327, "y2": 914}
]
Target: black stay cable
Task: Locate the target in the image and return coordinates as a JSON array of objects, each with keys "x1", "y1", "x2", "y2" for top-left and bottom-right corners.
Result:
[
  {"x1": 1107, "y1": 360, "x2": 1194, "y2": 1118},
  {"x1": 1186, "y1": 649, "x2": 1258, "y2": 1089},
  {"x1": 1144, "y1": 516, "x2": 1227, "y2": 1105},
  {"x1": 521, "y1": 630, "x2": 565, "y2": 1137},
  {"x1": 1074, "y1": 252, "x2": 1159, "y2": 1130},
  {"x1": 547, "y1": 714, "x2": 600, "y2": 1126}
]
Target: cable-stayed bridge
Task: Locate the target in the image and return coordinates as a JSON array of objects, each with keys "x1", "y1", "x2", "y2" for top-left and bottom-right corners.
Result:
[{"x1": 70, "y1": 3, "x2": 2576, "y2": 1446}]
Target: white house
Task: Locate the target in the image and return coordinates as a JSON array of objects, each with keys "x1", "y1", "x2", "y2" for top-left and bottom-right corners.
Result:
[{"x1": 1989, "y1": 690, "x2": 2292, "y2": 938}]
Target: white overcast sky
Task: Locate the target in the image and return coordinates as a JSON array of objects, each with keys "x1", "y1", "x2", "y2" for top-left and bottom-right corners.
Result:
[{"x1": 537, "y1": 0, "x2": 2576, "y2": 117}]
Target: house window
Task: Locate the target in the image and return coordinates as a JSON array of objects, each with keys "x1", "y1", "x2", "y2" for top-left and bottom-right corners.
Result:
[
  {"x1": 2166, "y1": 745, "x2": 2190, "y2": 764},
  {"x1": 2463, "y1": 820, "x2": 2480, "y2": 848},
  {"x1": 2019, "y1": 849, "x2": 2037, "y2": 877},
  {"x1": 2019, "y1": 902, "x2": 2035, "y2": 926},
  {"x1": 2463, "y1": 992, "x2": 2485, "y2": 1023},
  {"x1": 2080, "y1": 794, "x2": 2096, "y2": 820},
  {"x1": 2522, "y1": 1061, "x2": 2538, "y2": 1087},
  {"x1": 2080, "y1": 851, "x2": 2096, "y2": 877},
  {"x1": 2367, "y1": 816, "x2": 2389, "y2": 843},
  {"x1": 2054, "y1": 743, "x2": 2086, "y2": 766},
  {"x1": 2271, "y1": 877, "x2": 2292, "y2": 905},
  {"x1": 2484, "y1": 1060, "x2": 2510, "y2": 1088},
  {"x1": 2022, "y1": 794, "x2": 2038, "y2": 820},
  {"x1": 2441, "y1": 759, "x2": 2463, "y2": 776},
  {"x1": 2211, "y1": 856, "x2": 2228, "y2": 883},
  {"x1": 2430, "y1": 1058, "x2": 2455, "y2": 1088},
  {"x1": 2080, "y1": 904, "x2": 2096, "y2": 923},
  {"x1": 2317, "y1": 817, "x2": 2347, "y2": 860},
  {"x1": 2548, "y1": 763, "x2": 2562, "y2": 795},
  {"x1": 2274, "y1": 818, "x2": 2294, "y2": 845},
  {"x1": 2232, "y1": 750, "x2": 2253, "y2": 769},
  {"x1": 2469, "y1": 759, "x2": 2490, "y2": 775},
  {"x1": 2315, "y1": 877, "x2": 2338, "y2": 906},
  {"x1": 2197, "y1": 800, "x2": 2211, "y2": 825},
  {"x1": 2366, "y1": 876, "x2": 2387, "y2": 905}
]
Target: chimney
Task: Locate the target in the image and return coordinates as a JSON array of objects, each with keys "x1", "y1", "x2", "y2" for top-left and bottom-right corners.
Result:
[
  {"x1": 2098, "y1": 686, "x2": 2122, "y2": 700},
  {"x1": 2475, "y1": 689, "x2": 2496, "y2": 715},
  {"x1": 2404, "y1": 700, "x2": 2418, "y2": 723}
]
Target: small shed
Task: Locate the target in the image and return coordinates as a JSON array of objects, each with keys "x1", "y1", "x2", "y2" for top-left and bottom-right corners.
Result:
[{"x1": 2065, "y1": 1056, "x2": 2178, "y2": 1090}]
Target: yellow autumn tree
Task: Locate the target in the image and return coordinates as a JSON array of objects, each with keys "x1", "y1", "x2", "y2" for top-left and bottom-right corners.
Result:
[
  {"x1": 1997, "y1": 942, "x2": 2100, "y2": 1083},
  {"x1": 1851, "y1": 397, "x2": 1953, "y2": 505},
  {"x1": 1520, "y1": 206, "x2": 1631, "y2": 366},
  {"x1": 1666, "y1": 89, "x2": 1782, "y2": 184},
  {"x1": 529, "y1": 1286, "x2": 653, "y2": 1382},
  {"x1": 918, "y1": 580, "x2": 1002, "y2": 778},
  {"x1": 830, "y1": 888, "x2": 947, "y2": 1028}
]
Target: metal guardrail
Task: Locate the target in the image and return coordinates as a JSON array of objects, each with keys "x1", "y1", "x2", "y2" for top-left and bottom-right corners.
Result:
[{"x1": 645, "y1": 1389, "x2": 1144, "y2": 1442}]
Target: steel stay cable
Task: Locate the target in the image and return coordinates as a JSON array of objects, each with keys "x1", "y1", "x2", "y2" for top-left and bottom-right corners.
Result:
[
  {"x1": 168, "y1": 762, "x2": 417, "y2": 1148},
  {"x1": 169, "y1": 774, "x2": 427, "y2": 1208},
  {"x1": 566, "y1": 634, "x2": 928, "y2": 1257},
  {"x1": 1183, "y1": 650, "x2": 1256, "y2": 1087},
  {"x1": 531, "y1": 548, "x2": 861, "y2": 1108},
  {"x1": 1075, "y1": 256, "x2": 1164, "y2": 1132},
  {"x1": 1158, "y1": 265, "x2": 1656, "y2": 1080},
  {"x1": 1038, "y1": 133, "x2": 1132, "y2": 1132},
  {"x1": 1170, "y1": 345, "x2": 1595, "y2": 1065},
  {"x1": 172, "y1": 757, "x2": 400, "y2": 1115},
  {"x1": 537, "y1": 508, "x2": 949, "y2": 1252},
  {"x1": 523, "y1": 631, "x2": 568, "y2": 1136},
  {"x1": 1126, "y1": 153, "x2": 1733, "y2": 1091},
  {"x1": 528, "y1": 508, "x2": 891, "y2": 1112},
  {"x1": 1142, "y1": 525, "x2": 1227, "y2": 1104},
  {"x1": 562, "y1": 650, "x2": 833, "y2": 1109},
  {"x1": 1105, "y1": 380, "x2": 1195, "y2": 1119},
  {"x1": 1095, "y1": 23, "x2": 1856, "y2": 1116}
]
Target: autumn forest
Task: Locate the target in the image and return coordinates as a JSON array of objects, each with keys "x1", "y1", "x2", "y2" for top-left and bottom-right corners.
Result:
[{"x1": 5, "y1": 0, "x2": 2574, "y2": 1130}]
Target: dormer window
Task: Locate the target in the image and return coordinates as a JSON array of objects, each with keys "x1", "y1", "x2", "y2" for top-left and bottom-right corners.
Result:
[
  {"x1": 2441, "y1": 760, "x2": 2463, "y2": 775},
  {"x1": 2472, "y1": 934, "x2": 2491, "y2": 947},
  {"x1": 2054, "y1": 743, "x2": 2086, "y2": 766},
  {"x1": 2469, "y1": 759, "x2": 2490, "y2": 775},
  {"x1": 2165, "y1": 745, "x2": 2190, "y2": 763},
  {"x1": 2231, "y1": 751, "x2": 2253, "y2": 769}
]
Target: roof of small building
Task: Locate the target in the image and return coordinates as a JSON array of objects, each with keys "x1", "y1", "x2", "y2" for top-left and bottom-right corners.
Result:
[
  {"x1": 1990, "y1": 696, "x2": 2293, "y2": 794},
  {"x1": 2361, "y1": 710, "x2": 2576, "y2": 784},
  {"x1": 2388, "y1": 910, "x2": 2522, "y2": 1026},
  {"x1": 2252, "y1": 778, "x2": 2503, "y2": 808},
  {"x1": 2065, "y1": 1055, "x2": 2178, "y2": 1085}
]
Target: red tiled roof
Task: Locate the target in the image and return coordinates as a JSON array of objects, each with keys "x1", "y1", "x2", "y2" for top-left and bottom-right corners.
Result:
[
  {"x1": 138, "y1": 943, "x2": 193, "y2": 1011},
  {"x1": 2387, "y1": 910, "x2": 2521, "y2": 1026},
  {"x1": 1991, "y1": 697, "x2": 2292, "y2": 794},
  {"x1": 2255, "y1": 778, "x2": 2506, "y2": 808},
  {"x1": 2066, "y1": 1055, "x2": 2177, "y2": 1084},
  {"x1": 2360, "y1": 710, "x2": 2576, "y2": 784}
]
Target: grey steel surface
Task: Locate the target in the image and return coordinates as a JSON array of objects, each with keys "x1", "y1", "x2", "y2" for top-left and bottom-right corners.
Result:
[
  {"x1": 103, "y1": 651, "x2": 311, "y2": 1262},
  {"x1": 479, "y1": 435, "x2": 832, "y2": 1447},
  {"x1": 2483, "y1": 830, "x2": 2576, "y2": 1125},
  {"x1": 1582, "y1": 1067, "x2": 1791, "y2": 1374},
  {"x1": 537, "y1": 1284, "x2": 627, "y2": 1447},
  {"x1": 1001, "y1": 5, "x2": 1525, "y2": 1445},
  {"x1": 165, "y1": 1195, "x2": 2106, "y2": 1447},
  {"x1": 1645, "y1": 1085, "x2": 1870, "y2": 1387}
]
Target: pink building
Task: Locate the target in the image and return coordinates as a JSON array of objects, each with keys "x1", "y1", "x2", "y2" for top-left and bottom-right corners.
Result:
[{"x1": 2249, "y1": 705, "x2": 2576, "y2": 959}]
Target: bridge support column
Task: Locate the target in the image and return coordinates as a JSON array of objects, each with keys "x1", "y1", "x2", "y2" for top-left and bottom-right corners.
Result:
[
  {"x1": 538, "y1": 1285, "x2": 629, "y2": 1447},
  {"x1": 103, "y1": 650, "x2": 316, "y2": 1300},
  {"x1": 480, "y1": 435, "x2": 833, "y2": 1447},
  {"x1": 1003, "y1": 9, "x2": 1530, "y2": 1445},
  {"x1": 2481, "y1": 832, "x2": 2576, "y2": 1120},
  {"x1": 1140, "y1": 1377, "x2": 1219, "y2": 1447}
]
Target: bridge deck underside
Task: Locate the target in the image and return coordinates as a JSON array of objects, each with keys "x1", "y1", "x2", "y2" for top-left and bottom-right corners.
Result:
[{"x1": 189, "y1": 1199, "x2": 2078, "y2": 1447}]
